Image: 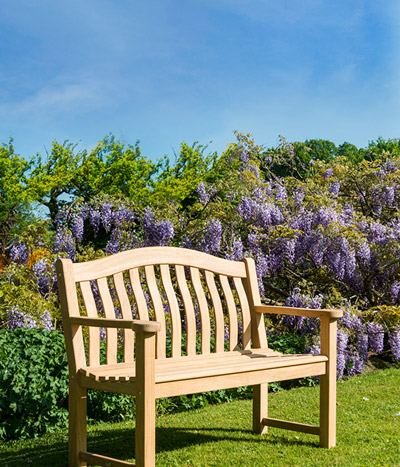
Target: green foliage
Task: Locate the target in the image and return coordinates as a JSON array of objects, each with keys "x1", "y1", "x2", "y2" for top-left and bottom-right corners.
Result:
[
  {"x1": 365, "y1": 306, "x2": 400, "y2": 330},
  {"x1": 0, "y1": 139, "x2": 33, "y2": 252},
  {"x1": 28, "y1": 140, "x2": 85, "y2": 223},
  {"x1": 0, "y1": 329, "x2": 141, "y2": 440},
  {"x1": 0, "y1": 328, "x2": 69, "y2": 440},
  {"x1": 267, "y1": 332, "x2": 306, "y2": 354},
  {"x1": 153, "y1": 141, "x2": 217, "y2": 208},
  {"x1": 77, "y1": 135, "x2": 157, "y2": 204},
  {"x1": 0, "y1": 262, "x2": 58, "y2": 329},
  {"x1": 0, "y1": 138, "x2": 29, "y2": 202}
]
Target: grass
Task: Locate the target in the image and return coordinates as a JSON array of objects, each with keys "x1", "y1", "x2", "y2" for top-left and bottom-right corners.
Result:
[{"x1": 1, "y1": 367, "x2": 399, "y2": 467}]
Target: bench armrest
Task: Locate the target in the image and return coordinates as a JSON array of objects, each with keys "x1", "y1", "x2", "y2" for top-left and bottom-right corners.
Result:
[
  {"x1": 254, "y1": 305, "x2": 343, "y2": 320},
  {"x1": 69, "y1": 316, "x2": 161, "y2": 333}
]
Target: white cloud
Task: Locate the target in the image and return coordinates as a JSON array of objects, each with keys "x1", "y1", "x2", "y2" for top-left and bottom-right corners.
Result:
[{"x1": 0, "y1": 75, "x2": 114, "y2": 123}]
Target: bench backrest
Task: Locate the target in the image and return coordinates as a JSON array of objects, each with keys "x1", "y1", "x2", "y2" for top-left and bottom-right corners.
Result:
[{"x1": 56, "y1": 246, "x2": 267, "y2": 372}]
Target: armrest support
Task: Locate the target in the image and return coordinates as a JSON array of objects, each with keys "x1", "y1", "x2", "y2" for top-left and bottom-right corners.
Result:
[
  {"x1": 254, "y1": 305, "x2": 343, "y2": 320},
  {"x1": 69, "y1": 316, "x2": 161, "y2": 333}
]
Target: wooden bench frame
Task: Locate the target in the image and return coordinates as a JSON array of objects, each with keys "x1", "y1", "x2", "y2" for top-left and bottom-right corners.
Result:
[{"x1": 56, "y1": 246, "x2": 342, "y2": 467}]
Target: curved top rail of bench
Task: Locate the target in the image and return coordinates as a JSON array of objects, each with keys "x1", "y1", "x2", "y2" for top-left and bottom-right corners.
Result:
[{"x1": 65, "y1": 246, "x2": 248, "y2": 282}]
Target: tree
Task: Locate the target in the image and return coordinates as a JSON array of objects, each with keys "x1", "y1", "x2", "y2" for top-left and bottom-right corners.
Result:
[
  {"x1": 76, "y1": 135, "x2": 157, "y2": 204},
  {"x1": 28, "y1": 140, "x2": 84, "y2": 225},
  {"x1": 152, "y1": 142, "x2": 217, "y2": 208},
  {"x1": 0, "y1": 139, "x2": 32, "y2": 252}
]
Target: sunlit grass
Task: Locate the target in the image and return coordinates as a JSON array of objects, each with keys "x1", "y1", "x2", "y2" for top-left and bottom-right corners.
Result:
[{"x1": 1, "y1": 367, "x2": 399, "y2": 466}]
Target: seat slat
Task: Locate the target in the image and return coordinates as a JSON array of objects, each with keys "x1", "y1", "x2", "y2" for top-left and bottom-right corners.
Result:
[
  {"x1": 175, "y1": 265, "x2": 197, "y2": 356},
  {"x1": 113, "y1": 272, "x2": 134, "y2": 363},
  {"x1": 79, "y1": 348, "x2": 283, "y2": 375},
  {"x1": 79, "y1": 281, "x2": 100, "y2": 367},
  {"x1": 233, "y1": 277, "x2": 252, "y2": 350},
  {"x1": 156, "y1": 355, "x2": 327, "y2": 382},
  {"x1": 220, "y1": 275, "x2": 238, "y2": 351},
  {"x1": 97, "y1": 277, "x2": 118, "y2": 364},
  {"x1": 144, "y1": 266, "x2": 166, "y2": 358},
  {"x1": 160, "y1": 265, "x2": 182, "y2": 358},
  {"x1": 205, "y1": 271, "x2": 225, "y2": 353},
  {"x1": 190, "y1": 267, "x2": 210, "y2": 354},
  {"x1": 79, "y1": 353, "x2": 328, "y2": 385}
]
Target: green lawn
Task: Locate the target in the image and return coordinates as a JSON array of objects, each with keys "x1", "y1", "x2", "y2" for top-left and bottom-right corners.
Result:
[{"x1": 1, "y1": 367, "x2": 399, "y2": 467}]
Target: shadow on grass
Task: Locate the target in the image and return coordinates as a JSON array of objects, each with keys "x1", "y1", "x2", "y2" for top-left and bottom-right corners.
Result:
[{"x1": 0, "y1": 425, "x2": 318, "y2": 466}]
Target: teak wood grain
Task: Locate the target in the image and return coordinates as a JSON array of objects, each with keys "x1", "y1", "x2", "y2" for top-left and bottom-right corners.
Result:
[{"x1": 56, "y1": 246, "x2": 342, "y2": 467}]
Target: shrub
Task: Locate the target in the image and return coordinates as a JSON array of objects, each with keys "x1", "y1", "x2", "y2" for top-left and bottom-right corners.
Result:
[
  {"x1": 0, "y1": 329, "x2": 135, "y2": 440},
  {"x1": 0, "y1": 328, "x2": 68, "y2": 440}
]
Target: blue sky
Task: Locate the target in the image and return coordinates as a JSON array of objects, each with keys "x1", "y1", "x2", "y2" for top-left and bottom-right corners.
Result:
[{"x1": 0, "y1": 0, "x2": 399, "y2": 161}]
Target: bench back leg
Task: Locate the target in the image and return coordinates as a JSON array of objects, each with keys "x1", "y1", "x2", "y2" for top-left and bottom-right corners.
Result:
[
  {"x1": 319, "y1": 318, "x2": 337, "y2": 448},
  {"x1": 69, "y1": 380, "x2": 87, "y2": 467},
  {"x1": 253, "y1": 383, "x2": 268, "y2": 435}
]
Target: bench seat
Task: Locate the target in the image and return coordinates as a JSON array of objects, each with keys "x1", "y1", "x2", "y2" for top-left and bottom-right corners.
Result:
[{"x1": 78, "y1": 350, "x2": 328, "y2": 398}]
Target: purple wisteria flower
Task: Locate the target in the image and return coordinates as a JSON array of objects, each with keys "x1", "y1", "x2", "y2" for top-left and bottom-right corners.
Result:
[
  {"x1": 32, "y1": 259, "x2": 50, "y2": 293},
  {"x1": 328, "y1": 181, "x2": 341, "y2": 199},
  {"x1": 9, "y1": 242, "x2": 29, "y2": 264},
  {"x1": 201, "y1": 218, "x2": 222, "y2": 254},
  {"x1": 238, "y1": 148, "x2": 249, "y2": 164},
  {"x1": 226, "y1": 236, "x2": 243, "y2": 261},
  {"x1": 337, "y1": 329, "x2": 349, "y2": 379},
  {"x1": 112, "y1": 206, "x2": 135, "y2": 228},
  {"x1": 89, "y1": 209, "x2": 101, "y2": 234},
  {"x1": 7, "y1": 307, "x2": 38, "y2": 330},
  {"x1": 323, "y1": 169, "x2": 334, "y2": 178},
  {"x1": 54, "y1": 228, "x2": 76, "y2": 259},
  {"x1": 390, "y1": 281, "x2": 400, "y2": 303},
  {"x1": 274, "y1": 183, "x2": 287, "y2": 201},
  {"x1": 382, "y1": 160, "x2": 397, "y2": 173},
  {"x1": 101, "y1": 202, "x2": 113, "y2": 232},
  {"x1": 294, "y1": 188, "x2": 305, "y2": 207},
  {"x1": 106, "y1": 229, "x2": 122, "y2": 254},
  {"x1": 143, "y1": 207, "x2": 174, "y2": 246},
  {"x1": 367, "y1": 322, "x2": 384, "y2": 354},
  {"x1": 196, "y1": 182, "x2": 209, "y2": 205},
  {"x1": 389, "y1": 328, "x2": 400, "y2": 361},
  {"x1": 72, "y1": 215, "x2": 84, "y2": 243}
]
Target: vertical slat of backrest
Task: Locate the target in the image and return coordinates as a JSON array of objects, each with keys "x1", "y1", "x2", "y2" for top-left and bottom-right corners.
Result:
[
  {"x1": 79, "y1": 281, "x2": 100, "y2": 367},
  {"x1": 205, "y1": 271, "x2": 225, "y2": 353},
  {"x1": 175, "y1": 265, "x2": 197, "y2": 356},
  {"x1": 97, "y1": 277, "x2": 118, "y2": 364},
  {"x1": 219, "y1": 275, "x2": 238, "y2": 351},
  {"x1": 233, "y1": 277, "x2": 252, "y2": 350},
  {"x1": 243, "y1": 258, "x2": 268, "y2": 349},
  {"x1": 144, "y1": 266, "x2": 166, "y2": 359},
  {"x1": 129, "y1": 268, "x2": 149, "y2": 321},
  {"x1": 190, "y1": 267, "x2": 210, "y2": 354},
  {"x1": 113, "y1": 272, "x2": 135, "y2": 363},
  {"x1": 160, "y1": 265, "x2": 182, "y2": 358}
]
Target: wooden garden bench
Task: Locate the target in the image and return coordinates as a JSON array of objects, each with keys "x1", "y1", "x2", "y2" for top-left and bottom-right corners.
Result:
[{"x1": 56, "y1": 246, "x2": 342, "y2": 467}]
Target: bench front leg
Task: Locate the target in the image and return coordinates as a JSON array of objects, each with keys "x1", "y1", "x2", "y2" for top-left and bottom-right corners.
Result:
[
  {"x1": 69, "y1": 377, "x2": 87, "y2": 467},
  {"x1": 319, "y1": 317, "x2": 338, "y2": 448},
  {"x1": 135, "y1": 329, "x2": 157, "y2": 467},
  {"x1": 253, "y1": 383, "x2": 268, "y2": 435}
]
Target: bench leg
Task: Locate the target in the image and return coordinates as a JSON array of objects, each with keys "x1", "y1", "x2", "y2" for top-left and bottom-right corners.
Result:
[
  {"x1": 135, "y1": 391, "x2": 156, "y2": 467},
  {"x1": 69, "y1": 379, "x2": 87, "y2": 467},
  {"x1": 319, "y1": 318, "x2": 337, "y2": 448},
  {"x1": 135, "y1": 332, "x2": 156, "y2": 467},
  {"x1": 253, "y1": 383, "x2": 268, "y2": 435}
]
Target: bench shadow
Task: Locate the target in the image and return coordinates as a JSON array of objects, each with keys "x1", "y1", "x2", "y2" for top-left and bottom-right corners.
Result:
[{"x1": 0, "y1": 425, "x2": 318, "y2": 466}]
